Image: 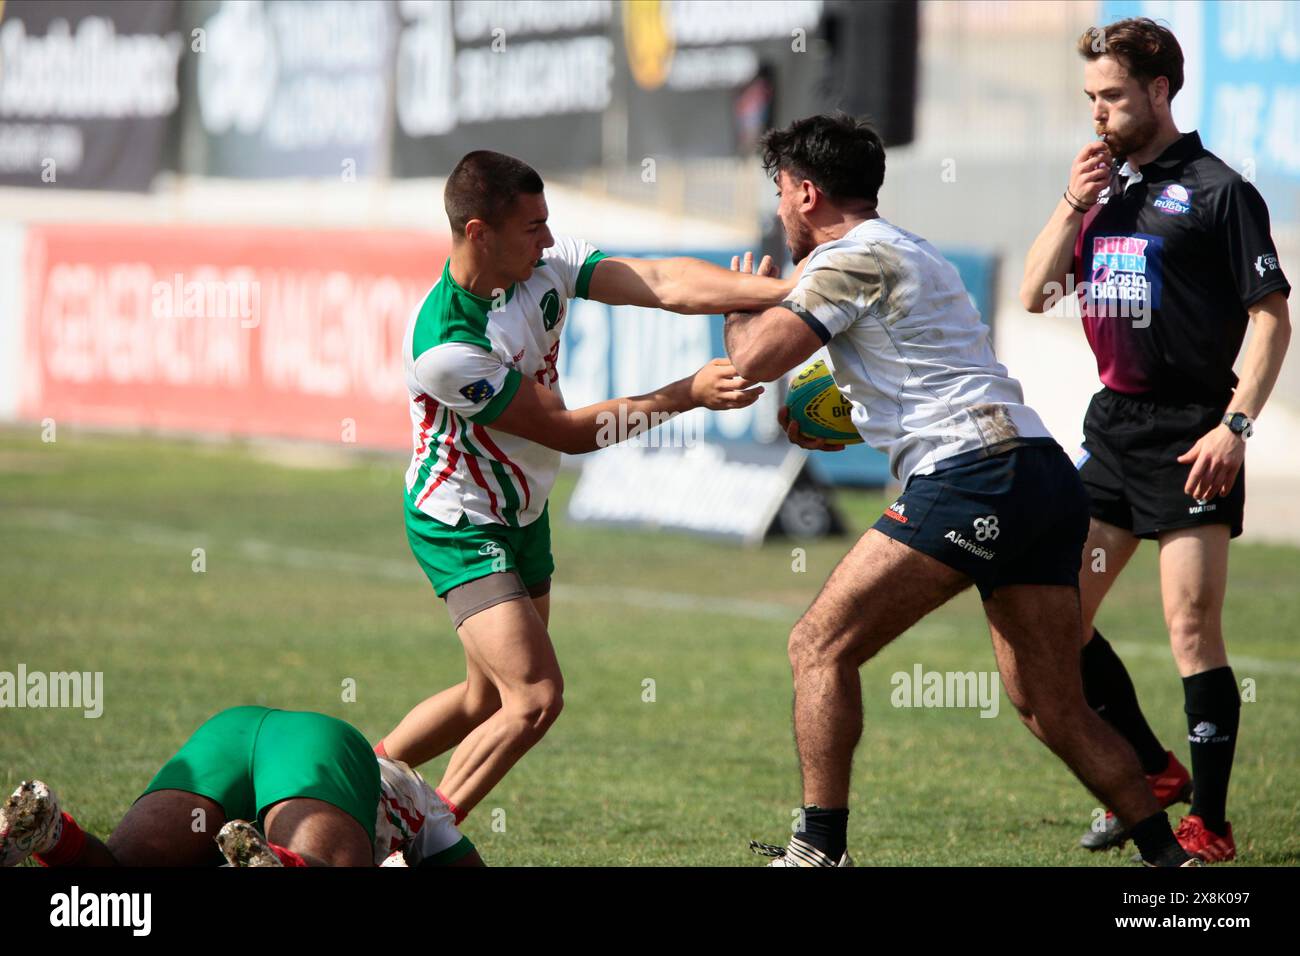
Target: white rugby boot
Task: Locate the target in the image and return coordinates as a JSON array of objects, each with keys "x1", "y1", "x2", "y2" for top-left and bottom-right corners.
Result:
[
  {"x1": 750, "y1": 836, "x2": 855, "y2": 867},
  {"x1": 216, "y1": 819, "x2": 283, "y2": 867},
  {"x1": 0, "y1": 780, "x2": 64, "y2": 866}
]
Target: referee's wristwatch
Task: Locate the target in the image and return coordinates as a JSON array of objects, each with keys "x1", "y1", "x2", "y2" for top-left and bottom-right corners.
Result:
[{"x1": 1222, "y1": 412, "x2": 1254, "y2": 439}]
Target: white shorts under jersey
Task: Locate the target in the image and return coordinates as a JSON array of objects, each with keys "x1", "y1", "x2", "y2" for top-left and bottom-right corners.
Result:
[
  {"x1": 403, "y1": 236, "x2": 607, "y2": 528},
  {"x1": 783, "y1": 217, "x2": 1052, "y2": 482},
  {"x1": 373, "y1": 756, "x2": 463, "y2": 867}
]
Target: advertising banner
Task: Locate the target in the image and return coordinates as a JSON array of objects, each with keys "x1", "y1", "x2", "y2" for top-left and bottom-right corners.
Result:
[
  {"x1": 390, "y1": 0, "x2": 611, "y2": 176},
  {"x1": 178, "y1": 0, "x2": 397, "y2": 178},
  {"x1": 618, "y1": 0, "x2": 827, "y2": 160},
  {"x1": 21, "y1": 224, "x2": 446, "y2": 448},
  {"x1": 1102, "y1": 1, "x2": 1300, "y2": 214},
  {"x1": 0, "y1": 0, "x2": 183, "y2": 191},
  {"x1": 18, "y1": 230, "x2": 993, "y2": 496}
]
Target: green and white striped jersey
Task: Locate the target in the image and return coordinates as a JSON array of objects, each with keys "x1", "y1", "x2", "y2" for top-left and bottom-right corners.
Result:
[{"x1": 403, "y1": 236, "x2": 606, "y2": 528}]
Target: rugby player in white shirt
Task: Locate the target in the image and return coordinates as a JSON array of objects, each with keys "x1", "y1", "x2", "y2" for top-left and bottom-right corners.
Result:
[{"x1": 726, "y1": 114, "x2": 1194, "y2": 867}]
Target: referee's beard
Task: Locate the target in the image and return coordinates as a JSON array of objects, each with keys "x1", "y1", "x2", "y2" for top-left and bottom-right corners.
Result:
[{"x1": 1101, "y1": 106, "x2": 1159, "y2": 163}]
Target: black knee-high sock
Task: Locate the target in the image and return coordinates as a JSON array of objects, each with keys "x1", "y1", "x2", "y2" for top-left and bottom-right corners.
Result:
[
  {"x1": 1080, "y1": 631, "x2": 1169, "y2": 775},
  {"x1": 1184, "y1": 667, "x2": 1240, "y2": 834}
]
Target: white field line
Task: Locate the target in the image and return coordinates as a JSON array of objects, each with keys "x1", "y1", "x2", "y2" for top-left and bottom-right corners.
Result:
[
  {"x1": 7, "y1": 508, "x2": 797, "y2": 621},
  {"x1": 9, "y1": 508, "x2": 1299, "y2": 677},
  {"x1": 1107, "y1": 640, "x2": 1300, "y2": 680}
]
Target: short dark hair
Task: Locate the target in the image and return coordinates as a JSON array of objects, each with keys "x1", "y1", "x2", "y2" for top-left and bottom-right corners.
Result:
[
  {"x1": 444, "y1": 150, "x2": 545, "y2": 237},
  {"x1": 1078, "y1": 17, "x2": 1184, "y2": 100},
  {"x1": 759, "y1": 112, "x2": 885, "y2": 207}
]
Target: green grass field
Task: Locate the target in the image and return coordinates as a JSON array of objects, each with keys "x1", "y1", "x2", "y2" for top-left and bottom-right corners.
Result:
[{"x1": 2, "y1": 424, "x2": 1297, "y2": 866}]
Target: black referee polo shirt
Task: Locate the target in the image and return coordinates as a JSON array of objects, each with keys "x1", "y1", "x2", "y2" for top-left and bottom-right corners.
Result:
[{"x1": 1071, "y1": 131, "x2": 1291, "y2": 405}]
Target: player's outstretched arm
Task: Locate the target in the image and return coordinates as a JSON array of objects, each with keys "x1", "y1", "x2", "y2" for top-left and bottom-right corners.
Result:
[
  {"x1": 722, "y1": 252, "x2": 823, "y2": 383},
  {"x1": 488, "y1": 359, "x2": 763, "y2": 455},
  {"x1": 724, "y1": 306, "x2": 823, "y2": 383},
  {"x1": 585, "y1": 254, "x2": 794, "y2": 314}
]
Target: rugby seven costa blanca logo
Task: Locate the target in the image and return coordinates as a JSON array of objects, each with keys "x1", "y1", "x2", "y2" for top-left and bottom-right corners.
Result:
[
  {"x1": 1153, "y1": 183, "x2": 1191, "y2": 215},
  {"x1": 540, "y1": 289, "x2": 562, "y2": 331}
]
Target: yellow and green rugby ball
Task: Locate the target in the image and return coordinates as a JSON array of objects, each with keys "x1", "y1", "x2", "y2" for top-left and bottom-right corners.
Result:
[{"x1": 785, "y1": 359, "x2": 862, "y2": 445}]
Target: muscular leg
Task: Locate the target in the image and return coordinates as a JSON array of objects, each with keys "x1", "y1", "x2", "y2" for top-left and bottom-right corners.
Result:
[
  {"x1": 1079, "y1": 519, "x2": 1141, "y2": 642},
  {"x1": 383, "y1": 653, "x2": 502, "y2": 766},
  {"x1": 106, "y1": 790, "x2": 227, "y2": 866},
  {"x1": 1159, "y1": 526, "x2": 1230, "y2": 676},
  {"x1": 434, "y1": 596, "x2": 564, "y2": 815},
  {"x1": 531, "y1": 592, "x2": 550, "y2": 628},
  {"x1": 983, "y1": 585, "x2": 1160, "y2": 827},
  {"x1": 790, "y1": 529, "x2": 970, "y2": 809},
  {"x1": 1159, "y1": 526, "x2": 1236, "y2": 833},
  {"x1": 382, "y1": 593, "x2": 550, "y2": 767},
  {"x1": 262, "y1": 797, "x2": 373, "y2": 867}
]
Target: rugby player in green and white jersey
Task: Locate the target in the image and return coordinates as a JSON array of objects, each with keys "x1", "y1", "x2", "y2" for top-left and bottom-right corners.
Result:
[{"x1": 375, "y1": 150, "x2": 797, "y2": 831}]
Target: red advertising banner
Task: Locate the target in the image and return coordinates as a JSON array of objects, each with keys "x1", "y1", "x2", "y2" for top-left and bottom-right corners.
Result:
[{"x1": 21, "y1": 224, "x2": 449, "y2": 449}]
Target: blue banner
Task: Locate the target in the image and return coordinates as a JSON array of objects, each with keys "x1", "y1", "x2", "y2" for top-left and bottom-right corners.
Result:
[{"x1": 1101, "y1": 1, "x2": 1300, "y2": 218}]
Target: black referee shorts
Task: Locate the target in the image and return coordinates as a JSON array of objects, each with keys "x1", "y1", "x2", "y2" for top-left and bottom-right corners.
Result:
[{"x1": 1077, "y1": 387, "x2": 1244, "y2": 540}]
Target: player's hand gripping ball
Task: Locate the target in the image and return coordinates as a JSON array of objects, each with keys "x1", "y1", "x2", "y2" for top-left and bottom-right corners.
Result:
[{"x1": 784, "y1": 360, "x2": 862, "y2": 445}]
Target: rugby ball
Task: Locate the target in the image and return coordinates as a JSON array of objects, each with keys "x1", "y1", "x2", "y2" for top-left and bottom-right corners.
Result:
[{"x1": 785, "y1": 360, "x2": 862, "y2": 445}]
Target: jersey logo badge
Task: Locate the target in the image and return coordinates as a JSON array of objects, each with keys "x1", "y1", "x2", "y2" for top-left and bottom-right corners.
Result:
[
  {"x1": 1086, "y1": 234, "x2": 1162, "y2": 315},
  {"x1": 540, "y1": 288, "x2": 562, "y2": 331},
  {"x1": 1153, "y1": 183, "x2": 1191, "y2": 215},
  {"x1": 460, "y1": 379, "x2": 496, "y2": 403},
  {"x1": 883, "y1": 500, "x2": 908, "y2": 523},
  {"x1": 1255, "y1": 253, "x2": 1279, "y2": 277}
]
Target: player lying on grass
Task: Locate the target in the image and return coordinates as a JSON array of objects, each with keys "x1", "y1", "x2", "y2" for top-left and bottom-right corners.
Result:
[
  {"x1": 1, "y1": 706, "x2": 479, "y2": 868},
  {"x1": 727, "y1": 113, "x2": 1195, "y2": 867},
  {"x1": 374, "y1": 150, "x2": 783, "y2": 836}
]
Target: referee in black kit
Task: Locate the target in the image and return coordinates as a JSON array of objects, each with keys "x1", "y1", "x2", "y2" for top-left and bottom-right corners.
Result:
[{"x1": 1021, "y1": 17, "x2": 1291, "y2": 862}]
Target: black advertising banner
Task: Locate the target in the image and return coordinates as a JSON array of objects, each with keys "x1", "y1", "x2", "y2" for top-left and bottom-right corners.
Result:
[
  {"x1": 618, "y1": 0, "x2": 920, "y2": 160},
  {"x1": 821, "y1": 0, "x2": 917, "y2": 147},
  {"x1": 177, "y1": 0, "x2": 397, "y2": 179},
  {"x1": 390, "y1": 0, "x2": 610, "y2": 177},
  {"x1": 619, "y1": 0, "x2": 827, "y2": 161},
  {"x1": 0, "y1": 0, "x2": 183, "y2": 191}
]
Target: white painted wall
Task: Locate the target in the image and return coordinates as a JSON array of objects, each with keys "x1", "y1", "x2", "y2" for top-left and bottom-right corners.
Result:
[{"x1": 0, "y1": 223, "x2": 25, "y2": 421}]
